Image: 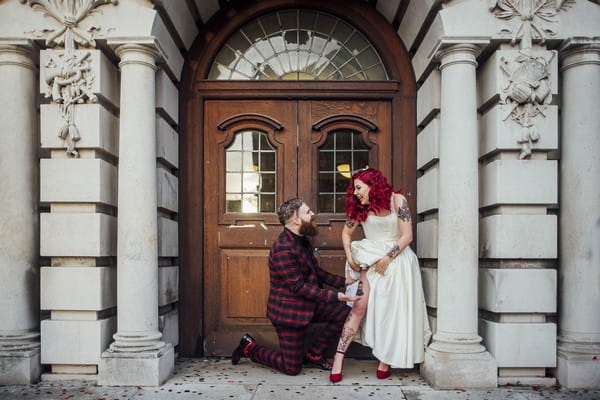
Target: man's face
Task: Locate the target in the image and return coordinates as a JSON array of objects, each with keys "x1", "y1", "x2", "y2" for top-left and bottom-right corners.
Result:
[{"x1": 297, "y1": 203, "x2": 317, "y2": 236}]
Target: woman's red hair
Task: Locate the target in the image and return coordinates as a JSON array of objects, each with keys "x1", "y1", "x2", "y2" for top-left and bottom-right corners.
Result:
[{"x1": 345, "y1": 168, "x2": 397, "y2": 223}]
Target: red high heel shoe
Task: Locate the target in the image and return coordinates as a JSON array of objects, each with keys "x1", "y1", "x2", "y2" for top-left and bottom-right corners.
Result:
[
  {"x1": 376, "y1": 368, "x2": 391, "y2": 379},
  {"x1": 329, "y1": 350, "x2": 345, "y2": 383}
]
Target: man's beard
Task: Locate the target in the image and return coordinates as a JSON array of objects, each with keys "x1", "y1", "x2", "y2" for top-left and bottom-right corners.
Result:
[{"x1": 299, "y1": 220, "x2": 318, "y2": 237}]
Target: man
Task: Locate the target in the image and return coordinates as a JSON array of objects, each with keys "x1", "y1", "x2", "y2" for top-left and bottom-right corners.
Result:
[{"x1": 231, "y1": 198, "x2": 361, "y2": 375}]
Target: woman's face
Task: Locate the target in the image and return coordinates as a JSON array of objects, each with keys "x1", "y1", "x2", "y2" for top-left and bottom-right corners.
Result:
[{"x1": 353, "y1": 178, "x2": 370, "y2": 205}]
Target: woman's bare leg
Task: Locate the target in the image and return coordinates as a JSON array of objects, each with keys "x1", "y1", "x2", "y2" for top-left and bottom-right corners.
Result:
[{"x1": 331, "y1": 271, "x2": 370, "y2": 375}]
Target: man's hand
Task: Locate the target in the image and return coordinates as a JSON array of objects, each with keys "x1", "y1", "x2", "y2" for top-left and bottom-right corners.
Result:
[
  {"x1": 338, "y1": 292, "x2": 362, "y2": 302},
  {"x1": 372, "y1": 256, "x2": 390, "y2": 275}
]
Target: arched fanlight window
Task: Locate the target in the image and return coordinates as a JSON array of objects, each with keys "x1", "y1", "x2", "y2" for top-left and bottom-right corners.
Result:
[{"x1": 209, "y1": 9, "x2": 388, "y2": 80}]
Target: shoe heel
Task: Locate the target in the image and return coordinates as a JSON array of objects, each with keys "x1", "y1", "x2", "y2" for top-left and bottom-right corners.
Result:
[{"x1": 329, "y1": 350, "x2": 345, "y2": 383}]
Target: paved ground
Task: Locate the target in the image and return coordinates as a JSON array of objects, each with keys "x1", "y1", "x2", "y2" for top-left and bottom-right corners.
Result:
[{"x1": 1, "y1": 358, "x2": 599, "y2": 399}]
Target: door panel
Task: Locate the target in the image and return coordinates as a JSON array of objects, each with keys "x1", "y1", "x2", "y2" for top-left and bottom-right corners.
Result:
[
  {"x1": 298, "y1": 100, "x2": 392, "y2": 256},
  {"x1": 204, "y1": 99, "x2": 392, "y2": 355},
  {"x1": 204, "y1": 100, "x2": 298, "y2": 354}
]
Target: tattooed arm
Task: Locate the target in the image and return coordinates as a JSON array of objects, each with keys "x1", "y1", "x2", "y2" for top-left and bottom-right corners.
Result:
[
  {"x1": 342, "y1": 218, "x2": 361, "y2": 272},
  {"x1": 372, "y1": 193, "x2": 414, "y2": 274}
]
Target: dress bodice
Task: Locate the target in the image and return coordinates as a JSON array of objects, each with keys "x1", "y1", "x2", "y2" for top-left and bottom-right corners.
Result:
[{"x1": 362, "y1": 210, "x2": 400, "y2": 241}]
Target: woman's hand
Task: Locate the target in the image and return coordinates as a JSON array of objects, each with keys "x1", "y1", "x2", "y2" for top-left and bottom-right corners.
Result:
[
  {"x1": 372, "y1": 256, "x2": 391, "y2": 275},
  {"x1": 347, "y1": 259, "x2": 360, "y2": 272}
]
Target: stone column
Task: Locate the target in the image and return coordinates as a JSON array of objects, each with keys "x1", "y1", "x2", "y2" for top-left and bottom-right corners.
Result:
[
  {"x1": 0, "y1": 41, "x2": 41, "y2": 385},
  {"x1": 421, "y1": 44, "x2": 497, "y2": 388},
  {"x1": 556, "y1": 41, "x2": 600, "y2": 389},
  {"x1": 99, "y1": 44, "x2": 173, "y2": 386}
]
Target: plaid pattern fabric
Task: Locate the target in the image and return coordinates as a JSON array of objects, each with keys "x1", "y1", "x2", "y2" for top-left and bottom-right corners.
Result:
[
  {"x1": 248, "y1": 298, "x2": 350, "y2": 375},
  {"x1": 266, "y1": 229, "x2": 346, "y2": 328}
]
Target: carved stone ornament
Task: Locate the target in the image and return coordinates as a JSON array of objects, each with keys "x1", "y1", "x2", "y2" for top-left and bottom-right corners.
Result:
[
  {"x1": 43, "y1": 50, "x2": 97, "y2": 156},
  {"x1": 489, "y1": 0, "x2": 574, "y2": 50},
  {"x1": 499, "y1": 51, "x2": 555, "y2": 159},
  {"x1": 21, "y1": 0, "x2": 118, "y2": 157},
  {"x1": 20, "y1": 0, "x2": 118, "y2": 49}
]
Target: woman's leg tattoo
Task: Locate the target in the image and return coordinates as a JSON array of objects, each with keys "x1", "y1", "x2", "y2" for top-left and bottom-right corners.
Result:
[{"x1": 337, "y1": 326, "x2": 356, "y2": 352}]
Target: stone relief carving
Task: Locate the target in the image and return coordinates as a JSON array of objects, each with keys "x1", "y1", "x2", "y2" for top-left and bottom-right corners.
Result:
[
  {"x1": 43, "y1": 50, "x2": 97, "y2": 156},
  {"x1": 21, "y1": 0, "x2": 118, "y2": 49},
  {"x1": 21, "y1": 0, "x2": 118, "y2": 157},
  {"x1": 499, "y1": 51, "x2": 555, "y2": 159},
  {"x1": 489, "y1": 1, "x2": 568, "y2": 158},
  {"x1": 489, "y1": 0, "x2": 574, "y2": 50}
]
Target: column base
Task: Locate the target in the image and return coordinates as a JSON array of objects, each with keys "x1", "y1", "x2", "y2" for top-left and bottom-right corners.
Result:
[
  {"x1": 98, "y1": 343, "x2": 174, "y2": 386},
  {"x1": 421, "y1": 347, "x2": 498, "y2": 389},
  {"x1": 0, "y1": 348, "x2": 41, "y2": 385},
  {"x1": 556, "y1": 348, "x2": 600, "y2": 389}
]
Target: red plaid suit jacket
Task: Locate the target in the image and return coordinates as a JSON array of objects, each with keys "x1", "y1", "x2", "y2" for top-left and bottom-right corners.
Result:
[{"x1": 266, "y1": 228, "x2": 346, "y2": 328}]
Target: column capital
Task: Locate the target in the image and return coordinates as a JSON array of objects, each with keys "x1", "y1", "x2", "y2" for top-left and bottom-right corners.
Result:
[
  {"x1": 559, "y1": 39, "x2": 600, "y2": 71},
  {"x1": 115, "y1": 43, "x2": 159, "y2": 71},
  {"x1": 429, "y1": 38, "x2": 489, "y2": 67},
  {"x1": 0, "y1": 39, "x2": 37, "y2": 70},
  {"x1": 437, "y1": 44, "x2": 482, "y2": 70}
]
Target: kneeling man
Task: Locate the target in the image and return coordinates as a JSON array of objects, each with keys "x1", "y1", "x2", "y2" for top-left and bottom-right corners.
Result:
[{"x1": 231, "y1": 198, "x2": 360, "y2": 375}]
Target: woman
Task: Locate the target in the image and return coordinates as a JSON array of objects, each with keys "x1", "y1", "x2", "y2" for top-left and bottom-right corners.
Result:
[{"x1": 330, "y1": 168, "x2": 431, "y2": 383}]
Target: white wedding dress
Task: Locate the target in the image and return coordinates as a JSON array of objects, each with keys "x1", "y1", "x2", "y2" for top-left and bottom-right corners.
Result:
[{"x1": 345, "y1": 208, "x2": 432, "y2": 368}]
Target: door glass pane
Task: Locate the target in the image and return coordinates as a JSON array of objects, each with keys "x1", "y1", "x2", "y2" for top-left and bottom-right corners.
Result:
[
  {"x1": 260, "y1": 152, "x2": 276, "y2": 171},
  {"x1": 226, "y1": 193, "x2": 242, "y2": 213},
  {"x1": 225, "y1": 131, "x2": 276, "y2": 213},
  {"x1": 318, "y1": 131, "x2": 370, "y2": 213},
  {"x1": 260, "y1": 173, "x2": 276, "y2": 192},
  {"x1": 210, "y1": 9, "x2": 388, "y2": 80},
  {"x1": 260, "y1": 194, "x2": 275, "y2": 213},
  {"x1": 318, "y1": 194, "x2": 334, "y2": 213}
]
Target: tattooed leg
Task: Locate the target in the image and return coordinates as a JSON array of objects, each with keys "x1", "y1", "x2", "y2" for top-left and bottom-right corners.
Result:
[
  {"x1": 337, "y1": 327, "x2": 356, "y2": 352},
  {"x1": 332, "y1": 278, "x2": 369, "y2": 374}
]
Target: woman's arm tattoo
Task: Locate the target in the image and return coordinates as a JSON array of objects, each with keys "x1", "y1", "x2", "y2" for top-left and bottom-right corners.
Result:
[
  {"x1": 345, "y1": 219, "x2": 356, "y2": 228},
  {"x1": 386, "y1": 244, "x2": 401, "y2": 260},
  {"x1": 397, "y1": 198, "x2": 411, "y2": 223}
]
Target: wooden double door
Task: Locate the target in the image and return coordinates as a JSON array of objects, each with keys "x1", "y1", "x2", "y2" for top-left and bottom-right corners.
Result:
[{"x1": 203, "y1": 98, "x2": 393, "y2": 354}]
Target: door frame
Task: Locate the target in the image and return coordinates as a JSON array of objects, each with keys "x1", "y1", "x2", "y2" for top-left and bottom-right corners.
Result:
[{"x1": 179, "y1": 0, "x2": 416, "y2": 357}]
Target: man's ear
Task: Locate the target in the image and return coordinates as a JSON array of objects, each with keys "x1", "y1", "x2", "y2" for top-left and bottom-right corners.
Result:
[{"x1": 291, "y1": 211, "x2": 300, "y2": 226}]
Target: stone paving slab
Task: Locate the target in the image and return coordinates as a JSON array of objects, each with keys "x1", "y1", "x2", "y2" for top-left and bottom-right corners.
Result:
[
  {"x1": 136, "y1": 383, "x2": 257, "y2": 399},
  {"x1": 170, "y1": 358, "x2": 432, "y2": 388},
  {"x1": 252, "y1": 383, "x2": 407, "y2": 399},
  {"x1": 0, "y1": 381, "x2": 135, "y2": 400},
  {"x1": 1, "y1": 358, "x2": 599, "y2": 400}
]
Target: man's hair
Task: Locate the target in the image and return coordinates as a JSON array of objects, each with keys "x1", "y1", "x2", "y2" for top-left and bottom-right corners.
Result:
[{"x1": 277, "y1": 197, "x2": 304, "y2": 226}]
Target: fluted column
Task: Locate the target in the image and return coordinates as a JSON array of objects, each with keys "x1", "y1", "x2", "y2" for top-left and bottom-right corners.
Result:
[
  {"x1": 421, "y1": 44, "x2": 497, "y2": 388},
  {"x1": 99, "y1": 44, "x2": 173, "y2": 386},
  {"x1": 556, "y1": 41, "x2": 600, "y2": 389},
  {"x1": 0, "y1": 41, "x2": 41, "y2": 385}
]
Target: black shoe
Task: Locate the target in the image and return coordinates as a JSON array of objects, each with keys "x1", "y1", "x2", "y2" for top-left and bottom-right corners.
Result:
[
  {"x1": 231, "y1": 333, "x2": 255, "y2": 365},
  {"x1": 303, "y1": 354, "x2": 333, "y2": 370}
]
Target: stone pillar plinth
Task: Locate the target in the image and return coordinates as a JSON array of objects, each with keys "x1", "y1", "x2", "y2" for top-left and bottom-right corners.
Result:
[
  {"x1": 98, "y1": 44, "x2": 173, "y2": 386},
  {"x1": 0, "y1": 41, "x2": 41, "y2": 385},
  {"x1": 556, "y1": 41, "x2": 600, "y2": 389},
  {"x1": 421, "y1": 44, "x2": 497, "y2": 388}
]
